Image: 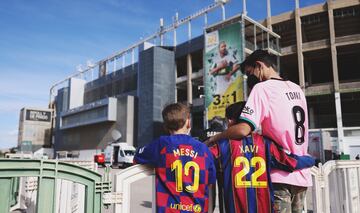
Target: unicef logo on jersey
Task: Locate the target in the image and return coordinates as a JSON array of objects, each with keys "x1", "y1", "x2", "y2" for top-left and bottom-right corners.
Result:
[
  {"x1": 193, "y1": 204, "x2": 202, "y2": 212},
  {"x1": 170, "y1": 203, "x2": 202, "y2": 212}
]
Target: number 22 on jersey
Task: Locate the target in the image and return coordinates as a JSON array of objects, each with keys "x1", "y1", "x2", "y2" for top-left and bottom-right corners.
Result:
[{"x1": 234, "y1": 156, "x2": 267, "y2": 188}]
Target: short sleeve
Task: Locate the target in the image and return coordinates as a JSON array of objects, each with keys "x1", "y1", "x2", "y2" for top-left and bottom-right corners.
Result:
[
  {"x1": 239, "y1": 84, "x2": 268, "y2": 131},
  {"x1": 133, "y1": 139, "x2": 161, "y2": 167}
]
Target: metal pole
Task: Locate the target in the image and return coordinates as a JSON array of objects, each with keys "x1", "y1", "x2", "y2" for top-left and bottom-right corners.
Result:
[
  {"x1": 242, "y1": 0, "x2": 247, "y2": 15},
  {"x1": 173, "y1": 29, "x2": 177, "y2": 47},
  {"x1": 261, "y1": 29, "x2": 264, "y2": 49},
  {"x1": 254, "y1": 25, "x2": 257, "y2": 50},
  {"x1": 122, "y1": 55, "x2": 125, "y2": 71},
  {"x1": 188, "y1": 20, "x2": 192, "y2": 40},
  {"x1": 241, "y1": 16, "x2": 248, "y2": 100},
  {"x1": 113, "y1": 58, "x2": 117, "y2": 72},
  {"x1": 221, "y1": 3, "x2": 226, "y2": 20},
  {"x1": 267, "y1": 0, "x2": 271, "y2": 18},
  {"x1": 174, "y1": 12, "x2": 178, "y2": 47},
  {"x1": 131, "y1": 49, "x2": 135, "y2": 64},
  {"x1": 187, "y1": 54, "x2": 193, "y2": 104},
  {"x1": 204, "y1": 12, "x2": 208, "y2": 27},
  {"x1": 160, "y1": 18, "x2": 164, "y2": 46},
  {"x1": 266, "y1": 0, "x2": 272, "y2": 30}
]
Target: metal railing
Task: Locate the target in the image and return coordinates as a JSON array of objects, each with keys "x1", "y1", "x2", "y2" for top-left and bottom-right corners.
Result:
[{"x1": 115, "y1": 160, "x2": 360, "y2": 213}]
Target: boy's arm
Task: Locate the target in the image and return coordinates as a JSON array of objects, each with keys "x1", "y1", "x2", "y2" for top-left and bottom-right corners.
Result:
[
  {"x1": 206, "y1": 148, "x2": 217, "y2": 185},
  {"x1": 268, "y1": 138, "x2": 315, "y2": 172},
  {"x1": 134, "y1": 139, "x2": 161, "y2": 167},
  {"x1": 289, "y1": 154, "x2": 316, "y2": 170}
]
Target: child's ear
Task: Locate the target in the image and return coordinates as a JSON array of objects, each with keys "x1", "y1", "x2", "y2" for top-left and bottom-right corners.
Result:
[{"x1": 186, "y1": 118, "x2": 191, "y2": 128}]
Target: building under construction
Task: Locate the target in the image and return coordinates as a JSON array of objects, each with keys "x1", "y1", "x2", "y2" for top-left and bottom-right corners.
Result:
[{"x1": 50, "y1": 0, "x2": 360, "y2": 160}]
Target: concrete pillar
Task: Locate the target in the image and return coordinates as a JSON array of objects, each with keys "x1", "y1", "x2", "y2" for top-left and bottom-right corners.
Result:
[
  {"x1": 187, "y1": 54, "x2": 193, "y2": 104},
  {"x1": 327, "y1": 1, "x2": 340, "y2": 92},
  {"x1": 327, "y1": 0, "x2": 344, "y2": 153},
  {"x1": 295, "y1": 0, "x2": 305, "y2": 90},
  {"x1": 335, "y1": 92, "x2": 345, "y2": 153}
]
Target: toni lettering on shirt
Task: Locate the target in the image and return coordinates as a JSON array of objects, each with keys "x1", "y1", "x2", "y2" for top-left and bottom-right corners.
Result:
[
  {"x1": 173, "y1": 148, "x2": 198, "y2": 159},
  {"x1": 285, "y1": 91, "x2": 301, "y2": 101}
]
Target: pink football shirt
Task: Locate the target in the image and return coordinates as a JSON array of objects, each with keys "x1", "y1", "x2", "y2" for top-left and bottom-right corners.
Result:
[{"x1": 240, "y1": 78, "x2": 312, "y2": 186}]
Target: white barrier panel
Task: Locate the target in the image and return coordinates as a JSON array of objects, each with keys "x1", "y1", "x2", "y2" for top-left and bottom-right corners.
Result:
[
  {"x1": 114, "y1": 165, "x2": 156, "y2": 213},
  {"x1": 114, "y1": 165, "x2": 217, "y2": 213},
  {"x1": 306, "y1": 160, "x2": 360, "y2": 213},
  {"x1": 55, "y1": 180, "x2": 85, "y2": 213},
  {"x1": 115, "y1": 161, "x2": 360, "y2": 213}
]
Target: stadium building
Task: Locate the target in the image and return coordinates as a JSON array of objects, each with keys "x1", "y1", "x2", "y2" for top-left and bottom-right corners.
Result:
[{"x1": 50, "y1": 0, "x2": 360, "y2": 160}]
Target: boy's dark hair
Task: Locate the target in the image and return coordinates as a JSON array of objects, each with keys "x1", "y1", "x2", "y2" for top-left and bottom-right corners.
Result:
[
  {"x1": 240, "y1": 49, "x2": 277, "y2": 73},
  {"x1": 162, "y1": 103, "x2": 190, "y2": 132},
  {"x1": 225, "y1": 101, "x2": 246, "y2": 124}
]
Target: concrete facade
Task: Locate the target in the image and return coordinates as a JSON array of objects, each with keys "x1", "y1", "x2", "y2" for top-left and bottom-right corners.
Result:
[
  {"x1": 138, "y1": 47, "x2": 176, "y2": 147},
  {"x1": 18, "y1": 107, "x2": 53, "y2": 152}
]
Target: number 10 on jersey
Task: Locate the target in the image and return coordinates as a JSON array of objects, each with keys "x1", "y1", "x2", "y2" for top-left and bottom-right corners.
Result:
[{"x1": 171, "y1": 160, "x2": 200, "y2": 193}]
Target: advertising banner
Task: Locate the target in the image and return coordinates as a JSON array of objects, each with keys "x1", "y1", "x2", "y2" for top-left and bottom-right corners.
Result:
[
  {"x1": 204, "y1": 22, "x2": 243, "y2": 128},
  {"x1": 26, "y1": 109, "x2": 51, "y2": 122}
]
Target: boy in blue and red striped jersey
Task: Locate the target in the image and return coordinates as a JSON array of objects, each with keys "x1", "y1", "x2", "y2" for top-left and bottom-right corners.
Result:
[
  {"x1": 208, "y1": 102, "x2": 314, "y2": 213},
  {"x1": 134, "y1": 103, "x2": 216, "y2": 213}
]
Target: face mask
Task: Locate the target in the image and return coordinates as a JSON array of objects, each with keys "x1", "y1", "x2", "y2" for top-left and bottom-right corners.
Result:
[{"x1": 247, "y1": 74, "x2": 260, "y2": 89}]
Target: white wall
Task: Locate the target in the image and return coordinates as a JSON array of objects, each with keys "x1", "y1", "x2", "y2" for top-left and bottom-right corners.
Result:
[{"x1": 68, "y1": 78, "x2": 86, "y2": 109}]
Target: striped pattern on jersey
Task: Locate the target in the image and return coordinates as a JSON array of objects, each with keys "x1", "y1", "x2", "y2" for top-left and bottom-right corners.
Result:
[{"x1": 210, "y1": 133, "x2": 314, "y2": 213}]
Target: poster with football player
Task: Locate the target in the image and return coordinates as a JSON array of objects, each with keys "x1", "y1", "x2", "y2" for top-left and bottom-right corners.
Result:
[{"x1": 204, "y1": 22, "x2": 244, "y2": 129}]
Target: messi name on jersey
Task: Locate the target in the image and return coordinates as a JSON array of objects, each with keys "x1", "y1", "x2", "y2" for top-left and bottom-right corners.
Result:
[{"x1": 173, "y1": 148, "x2": 199, "y2": 158}]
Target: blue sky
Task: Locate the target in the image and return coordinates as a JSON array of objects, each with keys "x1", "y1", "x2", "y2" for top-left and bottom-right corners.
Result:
[{"x1": 0, "y1": 0, "x2": 325, "y2": 149}]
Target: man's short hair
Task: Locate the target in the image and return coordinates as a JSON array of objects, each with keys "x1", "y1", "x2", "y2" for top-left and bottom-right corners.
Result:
[
  {"x1": 240, "y1": 49, "x2": 277, "y2": 73},
  {"x1": 225, "y1": 101, "x2": 246, "y2": 124},
  {"x1": 162, "y1": 103, "x2": 190, "y2": 132},
  {"x1": 218, "y1": 41, "x2": 226, "y2": 47}
]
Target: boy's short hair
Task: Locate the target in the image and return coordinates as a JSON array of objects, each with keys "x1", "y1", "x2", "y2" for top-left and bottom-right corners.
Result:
[
  {"x1": 162, "y1": 103, "x2": 190, "y2": 132},
  {"x1": 240, "y1": 49, "x2": 277, "y2": 73},
  {"x1": 225, "y1": 101, "x2": 246, "y2": 124}
]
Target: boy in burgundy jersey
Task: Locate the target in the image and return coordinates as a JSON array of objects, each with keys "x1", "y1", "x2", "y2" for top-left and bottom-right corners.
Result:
[{"x1": 134, "y1": 103, "x2": 216, "y2": 213}]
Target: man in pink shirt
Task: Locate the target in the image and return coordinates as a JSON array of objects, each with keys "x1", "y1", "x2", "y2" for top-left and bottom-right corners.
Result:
[{"x1": 206, "y1": 49, "x2": 311, "y2": 213}]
